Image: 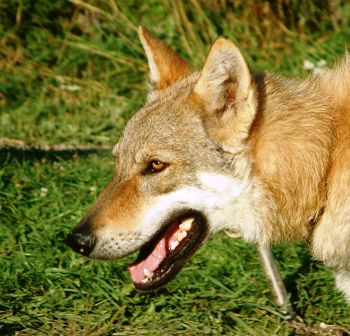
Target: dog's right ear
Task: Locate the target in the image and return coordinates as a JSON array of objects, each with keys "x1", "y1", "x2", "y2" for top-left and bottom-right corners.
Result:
[
  {"x1": 138, "y1": 26, "x2": 192, "y2": 90},
  {"x1": 191, "y1": 38, "x2": 258, "y2": 150}
]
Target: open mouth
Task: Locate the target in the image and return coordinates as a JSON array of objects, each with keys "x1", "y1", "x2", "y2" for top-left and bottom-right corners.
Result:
[{"x1": 128, "y1": 210, "x2": 208, "y2": 290}]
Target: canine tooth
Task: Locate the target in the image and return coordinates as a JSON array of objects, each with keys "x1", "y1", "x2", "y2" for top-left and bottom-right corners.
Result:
[
  {"x1": 224, "y1": 230, "x2": 242, "y2": 238},
  {"x1": 170, "y1": 240, "x2": 179, "y2": 250},
  {"x1": 179, "y1": 218, "x2": 193, "y2": 232},
  {"x1": 144, "y1": 268, "x2": 153, "y2": 279},
  {"x1": 141, "y1": 278, "x2": 149, "y2": 284},
  {"x1": 178, "y1": 231, "x2": 187, "y2": 241}
]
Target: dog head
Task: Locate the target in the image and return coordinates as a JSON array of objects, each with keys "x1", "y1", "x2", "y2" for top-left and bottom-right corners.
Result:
[{"x1": 66, "y1": 27, "x2": 262, "y2": 290}]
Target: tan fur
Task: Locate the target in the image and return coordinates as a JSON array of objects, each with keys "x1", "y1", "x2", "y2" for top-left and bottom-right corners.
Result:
[
  {"x1": 69, "y1": 28, "x2": 350, "y2": 302},
  {"x1": 192, "y1": 38, "x2": 258, "y2": 148},
  {"x1": 249, "y1": 74, "x2": 335, "y2": 242},
  {"x1": 138, "y1": 26, "x2": 192, "y2": 90},
  {"x1": 85, "y1": 177, "x2": 146, "y2": 232},
  {"x1": 311, "y1": 56, "x2": 350, "y2": 269}
]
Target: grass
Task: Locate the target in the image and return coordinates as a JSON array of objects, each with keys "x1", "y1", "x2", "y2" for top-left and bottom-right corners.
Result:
[
  {"x1": 1, "y1": 0, "x2": 350, "y2": 335},
  {"x1": 1, "y1": 0, "x2": 350, "y2": 146},
  {"x1": 1, "y1": 151, "x2": 349, "y2": 335}
]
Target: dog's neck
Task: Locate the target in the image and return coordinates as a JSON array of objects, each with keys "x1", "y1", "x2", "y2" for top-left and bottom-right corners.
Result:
[{"x1": 248, "y1": 71, "x2": 335, "y2": 242}]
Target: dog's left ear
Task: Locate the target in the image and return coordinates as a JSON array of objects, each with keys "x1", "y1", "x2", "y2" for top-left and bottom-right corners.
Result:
[
  {"x1": 138, "y1": 26, "x2": 192, "y2": 90},
  {"x1": 192, "y1": 38, "x2": 258, "y2": 149}
]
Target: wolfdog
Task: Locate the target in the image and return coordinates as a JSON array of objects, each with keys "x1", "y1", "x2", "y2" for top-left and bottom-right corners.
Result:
[{"x1": 66, "y1": 27, "x2": 350, "y2": 302}]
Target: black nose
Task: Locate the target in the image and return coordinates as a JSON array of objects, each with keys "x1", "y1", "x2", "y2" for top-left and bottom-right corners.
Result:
[{"x1": 66, "y1": 230, "x2": 96, "y2": 256}]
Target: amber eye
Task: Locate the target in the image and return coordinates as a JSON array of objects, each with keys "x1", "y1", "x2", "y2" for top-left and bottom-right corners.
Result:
[{"x1": 146, "y1": 160, "x2": 167, "y2": 174}]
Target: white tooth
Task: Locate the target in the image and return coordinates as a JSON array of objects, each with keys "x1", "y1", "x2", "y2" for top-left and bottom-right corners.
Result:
[
  {"x1": 144, "y1": 268, "x2": 153, "y2": 279},
  {"x1": 141, "y1": 278, "x2": 149, "y2": 284},
  {"x1": 178, "y1": 231, "x2": 187, "y2": 241},
  {"x1": 179, "y1": 218, "x2": 193, "y2": 232},
  {"x1": 224, "y1": 230, "x2": 242, "y2": 238},
  {"x1": 170, "y1": 240, "x2": 179, "y2": 250}
]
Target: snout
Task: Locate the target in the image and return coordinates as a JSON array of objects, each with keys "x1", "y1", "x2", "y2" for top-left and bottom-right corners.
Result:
[{"x1": 66, "y1": 220, "x2": 96, "y2": 256}]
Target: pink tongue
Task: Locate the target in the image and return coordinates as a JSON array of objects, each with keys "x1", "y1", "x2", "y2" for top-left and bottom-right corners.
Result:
[{"x1": 128, "y1": 222, "x2": 180, "y2": 284}]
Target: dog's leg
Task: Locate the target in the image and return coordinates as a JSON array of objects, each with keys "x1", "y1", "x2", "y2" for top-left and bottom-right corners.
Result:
[
  {"x1": 257, "y1": 244, "x2": 294, "y2": 317},
  {"x1": 311, "y1": 204, "x2": 350, "y2": 303},
  {"x1": 311, "y1": 127, "x2": 350, "y2": 302},
  {"x1": 311, "y1": 210, "x2": 350, "y2": 270},
  {"x1": 225, "y1": 231, "x2": 294, "y2": 315},
  {"x1": 335, "y1": 270, "x2": 350, "y2": 303}
]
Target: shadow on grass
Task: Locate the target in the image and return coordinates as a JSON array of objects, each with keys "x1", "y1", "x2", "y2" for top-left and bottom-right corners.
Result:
[
  {"x1": 283, "y1": 251, "x2": 315, "y2": 315},
  {"x1": 0, "y1": 147, "x2": 110, "y2": 163}
]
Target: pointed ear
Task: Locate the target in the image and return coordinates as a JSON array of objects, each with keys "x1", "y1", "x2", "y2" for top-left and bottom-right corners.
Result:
[
  {"x1": 138, "y1": 26, "x2": 192, "y2": 90},
  {"x1": 192, "y1": 38, "x2": 258, "y2": 148}
]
